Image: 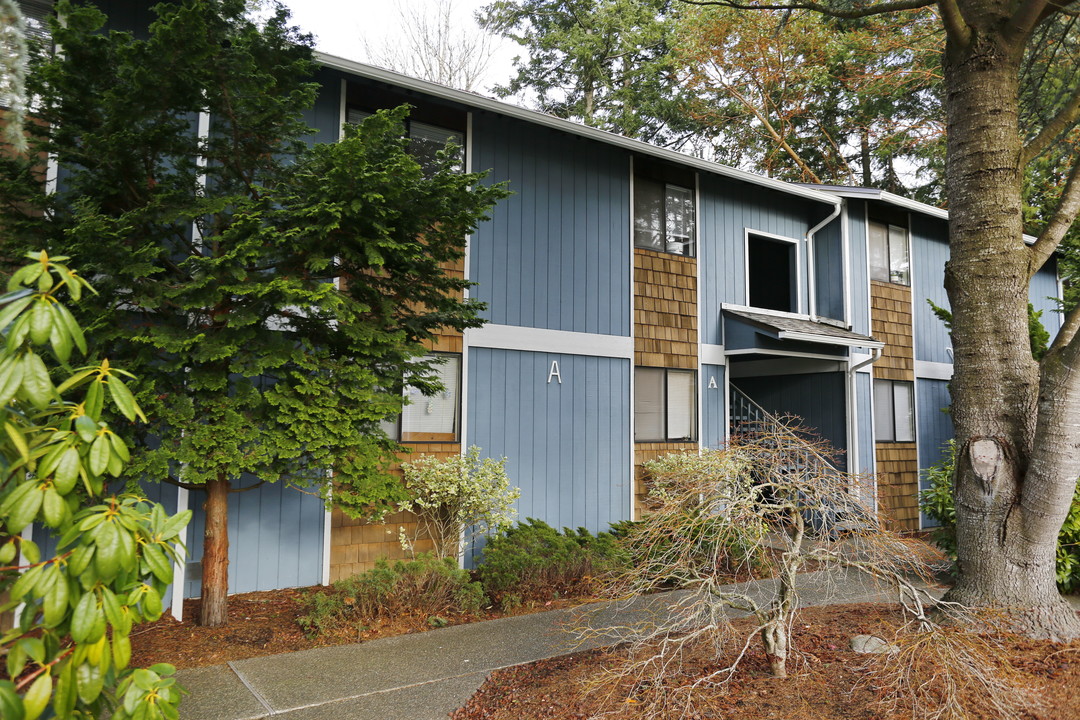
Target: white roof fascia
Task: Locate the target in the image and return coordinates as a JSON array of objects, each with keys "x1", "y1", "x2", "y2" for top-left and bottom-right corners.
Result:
[
  {"x1": 317, "y1": 53, "x2": 842, "y2": 208},
  {"x1": 777, "y1": 330, "x2": 884, "y2": 350},
  {"x1": 812, "y1": 186, "x2": 1039, "y2": 244}
]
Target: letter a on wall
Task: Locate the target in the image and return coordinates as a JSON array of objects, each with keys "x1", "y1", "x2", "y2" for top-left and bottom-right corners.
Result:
[
  {"x1": 708, "y1": 376, "x2": 718, "y2": 389},
  {"x1": 548, "y1": 361, "x2": 562, "y2": 384}
]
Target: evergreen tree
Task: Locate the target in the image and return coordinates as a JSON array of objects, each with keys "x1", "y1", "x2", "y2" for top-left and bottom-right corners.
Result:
[
  {"x1": 0, "y1": 0, "x2": 507, "y2": 627},
  {"x1": 479, "y1": 0, "x2": 701, "y2": 148}
]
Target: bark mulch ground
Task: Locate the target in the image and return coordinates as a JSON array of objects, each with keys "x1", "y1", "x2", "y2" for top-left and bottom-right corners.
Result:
[
  {"x1": 451, "y1": 603, "x2": 1080, "y2": 720},
  {"x1": 128, "y1": 586, "x2": 585, "y2": 670},
  {"x1": 130, "y1": 588, "x2": 1080, "y2": 720}
]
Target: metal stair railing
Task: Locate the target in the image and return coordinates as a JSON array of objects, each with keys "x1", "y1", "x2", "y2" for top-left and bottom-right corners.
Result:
[
  {"x1": 728, "y1": 384, "x2": 841, "y2": 475},
  {"x1": 728, "y1": 384, "x2": 863, "y2": 534}
]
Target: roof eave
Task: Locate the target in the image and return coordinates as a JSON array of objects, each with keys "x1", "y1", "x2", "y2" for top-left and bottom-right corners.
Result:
[
  {"x1": 316, "y1": 53, "x2": 842, "y2": 208},
  {"x1": 776, "y1": 330, "x2": 884, "y2": 350}
]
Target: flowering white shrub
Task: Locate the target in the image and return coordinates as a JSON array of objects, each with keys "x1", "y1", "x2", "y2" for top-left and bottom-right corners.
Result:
[{"x1": 400, "y1": 446, "x2": 519, "y2": 559}]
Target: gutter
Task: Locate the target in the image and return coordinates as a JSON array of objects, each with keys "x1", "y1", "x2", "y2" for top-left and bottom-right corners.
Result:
[{"x1": 805, "y1": 199, "x2": 843, "y2": 323}]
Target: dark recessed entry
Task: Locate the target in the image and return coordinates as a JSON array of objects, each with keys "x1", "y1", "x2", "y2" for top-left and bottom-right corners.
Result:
[{"x1": 748, "y1": 234, "x2": 797, "y2": 313}]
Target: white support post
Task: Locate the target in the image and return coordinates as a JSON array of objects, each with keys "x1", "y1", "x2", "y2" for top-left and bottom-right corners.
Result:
[{"x1": 169, "y1": 485, "x2": 189, "y2": 622}]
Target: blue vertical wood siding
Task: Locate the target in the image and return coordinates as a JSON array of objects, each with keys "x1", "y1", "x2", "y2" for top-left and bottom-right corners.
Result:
[
  {"x1": 916, "y1": 379, "x2": 953, "y2": 527},
  {"x1": 33, "y1": 480, "x2": 181, "y2": 608},
  {"x1": 848, "y1": 202, "x2": 871, "y2": 337},
  {"x1": 731, "y1": 372, "x2": 848, "y2": 468},
  {"x1": 911, "y1": 214, "x2": 952, "y2": 364},
  {"x1": 470, "y1": 113, "x2": 630, "y2": 336},
  {"x1": 302, "y1": 69, "x2": 345, "y2": 147},
  {"x1": 1031, "y1": 259, "x2": 1062, "y2": 335},
  {"x1": 698, "y1": 175, "x2": 835, "y2": 345},
  {"x1": 184, "y1": 477, "x2": 325, "y2": 598},
  {"x1": 813, "y1": 220, "x2": 846, "y2": 322},
  {"x1": 702, "y1": 364, "x2": 727, "y2": 449},
  {"x1": 467, "y1": 349, "x2": 631, "y2": 540}
]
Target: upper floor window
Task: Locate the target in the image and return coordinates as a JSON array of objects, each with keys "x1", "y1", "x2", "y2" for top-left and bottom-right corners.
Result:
[
  {"x1": 346, "y1": 108, "x2": 463, "y2": 175},
  {"x1": 869, "y1": 220, "x2": 910, "y2": 286},
  {"x1": 381, "y1": 353, "x2": 462, "y2": 443},
  {"x1": 746, "y1": 232, "x2": 798, "y2": 313},
  {"x1": 874, "y1": 379, "x2": 914, "y2": 442},
  {"x1": 17, "y1": 0, "x2": 53, "y2": 40},
  {"x1": 634, "y1": 175, "x2": 695, "y2": 257},
  {"x1": 635, "y1": 367, "x2": 697, "y2": 442}
]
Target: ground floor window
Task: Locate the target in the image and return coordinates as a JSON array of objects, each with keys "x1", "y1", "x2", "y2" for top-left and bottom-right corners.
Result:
[
  {"x1": 635, "y1": 367, "x2": 697, "y2": 441},
  {"x1": 873, "y1": 379, "x2": 914, "y2": 442},
  {"x1": 382, "y1": 353, "x2": 462, "y2": 442}
]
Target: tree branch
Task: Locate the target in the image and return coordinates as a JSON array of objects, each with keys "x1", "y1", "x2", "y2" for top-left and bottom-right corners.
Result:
[
  {"x1": 1007, "y1": 0, "x2": 1051, "y2": 41},
  {"x1": 230, "y1": 479, "x2": 267, "y2": 494},
  {"x1": 1046, "y1": 297, "x2": 1080, "y2": 356},
  {"x1": 1023, "y1": 85, "x2": 1080, "y2": 163},
  {"x1": 678, "y1": 0, "x2": 937, "y2": 20},
  {"x1": 938, "y1": 0, "x2": 974, "y2": 46},
  {"x1": 161, "y1": 475, "x2": 204, "y2": 491},
  {"x1": 1028, "y1": 155, "x2": 1080, "y2": 278}
]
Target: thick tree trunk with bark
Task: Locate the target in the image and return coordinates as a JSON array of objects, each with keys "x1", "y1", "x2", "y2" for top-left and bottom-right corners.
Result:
[
  {"x1": 941, "y1": 20, "x2": 1080, "y2": 640},
  {"x1": 199, "y1": 475, "x2": 231, "y2": 627}
]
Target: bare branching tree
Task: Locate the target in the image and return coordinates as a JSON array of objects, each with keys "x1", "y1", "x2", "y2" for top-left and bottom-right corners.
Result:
[
  {"x1": 578, "y1": 424, "x2": 1037, "y2": 719},
  {"x1": 363, "y1": 0, "x2": 493, "y2": 91}
]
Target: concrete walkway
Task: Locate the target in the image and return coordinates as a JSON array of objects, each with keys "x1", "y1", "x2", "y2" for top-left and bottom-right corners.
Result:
[{"x1": 176, "y1": 568, "x2": 951, "y2": 719}]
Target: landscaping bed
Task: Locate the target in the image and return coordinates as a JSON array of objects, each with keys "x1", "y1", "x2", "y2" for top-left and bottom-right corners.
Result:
[
  {"x1": 128, "y1": 585, "x2": 591, "y2": 670},
  {"x1": 451, "y1": 602, "x2": 1080, "y2": 720}
]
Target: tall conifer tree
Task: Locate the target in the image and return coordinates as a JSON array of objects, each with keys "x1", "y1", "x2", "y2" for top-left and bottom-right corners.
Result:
[{"x1": 0, "y1": 0, "x2": 506, "y2": 626}]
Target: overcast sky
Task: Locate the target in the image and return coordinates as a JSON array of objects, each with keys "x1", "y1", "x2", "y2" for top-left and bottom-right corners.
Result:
[{"x1": 280, "y1": 0, "x2": 520, "y2": 94}]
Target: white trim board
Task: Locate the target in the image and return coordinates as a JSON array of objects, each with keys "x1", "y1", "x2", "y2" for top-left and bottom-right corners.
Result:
[
  {"x1": 915, "y1": 360, "x2": 953, "y2": 380},
  {"x1": 466, "y1": 324, "x2": 634, "y2": 359}
]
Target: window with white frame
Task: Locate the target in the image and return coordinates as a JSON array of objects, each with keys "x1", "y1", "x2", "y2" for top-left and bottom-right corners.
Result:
[
  {"x1": 874, "y1": 379, "x2": 914, "y2": 442},
  {"x1": 635, "y1": 367, "x2": 697, "y2": 441},
  {"x1": 381, "y1": 354, "x2": 462, "y2": 442},
  {"x1": 868, "y1": 220, "x2": 910, "y2": 286},
  {"x1": 747, "y1": 233, "x2": 798, "y2": 313},
  {"x1": 634, "y1": 176, "x2": 695, "y2": 256},
  {"x1": 346, "y1": 108, "x2": 464, "y2": 175}
]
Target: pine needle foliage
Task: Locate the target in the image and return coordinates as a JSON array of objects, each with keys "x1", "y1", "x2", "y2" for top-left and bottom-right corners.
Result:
[{"x1": 0, "y1": 0, "x2": 507, "y2": 624}]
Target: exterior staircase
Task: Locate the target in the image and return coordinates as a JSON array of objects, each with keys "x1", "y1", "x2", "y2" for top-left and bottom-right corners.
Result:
[{"x1": 728, "y1": 384, "x2": 867, "y2": 534}]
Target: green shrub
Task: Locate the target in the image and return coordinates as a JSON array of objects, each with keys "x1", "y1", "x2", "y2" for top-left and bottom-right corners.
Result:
[
  {"x1": 477, "y1": 519, "x2": 630, "y2": 607},
  {"x1": 298, "y1": 553, "x2": 485, "y2": 638},
  {"x1": 920, "y1": 440, "x2": 1080, "y2": 592},
  {"x1": 400, "y1": 447, "x2": 519, "y2": 559}
]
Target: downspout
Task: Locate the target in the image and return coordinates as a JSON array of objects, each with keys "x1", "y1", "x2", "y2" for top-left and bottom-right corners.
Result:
[
  {"x1": 805, "y1": 199, "x2": 843, "y2": 323},
  {"x1": 847, "y1": 346, "x2": 882, "y2": 514}
]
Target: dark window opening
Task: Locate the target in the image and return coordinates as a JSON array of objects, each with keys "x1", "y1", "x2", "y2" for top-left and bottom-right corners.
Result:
[
  {"x1": 346, "y1": 107, "x2": 463, "y2": 175},
  {"x1": 747, "y1": 234, "x2": 797, "y2": 313}
]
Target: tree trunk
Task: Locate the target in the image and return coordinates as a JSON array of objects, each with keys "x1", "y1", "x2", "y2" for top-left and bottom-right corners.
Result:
[
  {"x1": 199, "y1": 475, "x2": 231, "y2": 627},
  {"x1": 941, "y1": 26, "x2": 1080, "y2": 640}
]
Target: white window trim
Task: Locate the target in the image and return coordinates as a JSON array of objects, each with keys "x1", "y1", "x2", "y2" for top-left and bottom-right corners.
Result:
[
  {"x1": 868, "y1": 218, "x2": 911, "y2": 286},
  {"x1": 743, "y1": 229, "x2": 803, "y2": 315},
  {"x1": 874, "y1": 378, "x2": 915, "y2": 443},
  {"x1": 634, "y1": 367, "x2": 698, "y2": 443},
  {"x1": 633, "y1": 174, "x2": 697, "y2": 257}
]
